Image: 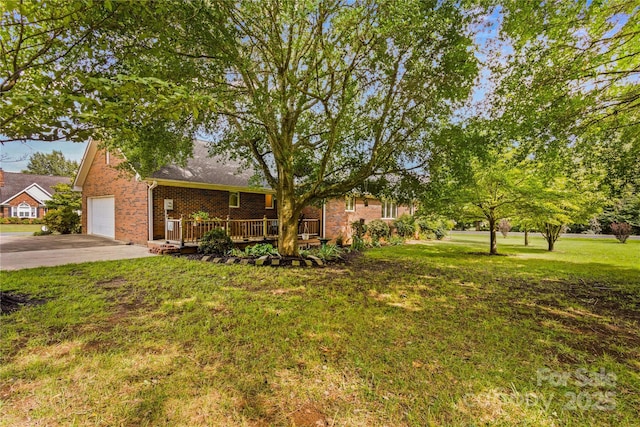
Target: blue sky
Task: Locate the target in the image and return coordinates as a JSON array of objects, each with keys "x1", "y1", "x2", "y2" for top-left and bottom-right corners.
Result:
[{"x1": 0, "y1": 140, "x2": 88, "y2": 172}]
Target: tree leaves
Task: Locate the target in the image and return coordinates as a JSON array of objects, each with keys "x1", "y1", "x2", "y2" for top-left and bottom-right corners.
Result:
[{"x1": 22, "y1": 150, "x2": 78, "y2": 176}]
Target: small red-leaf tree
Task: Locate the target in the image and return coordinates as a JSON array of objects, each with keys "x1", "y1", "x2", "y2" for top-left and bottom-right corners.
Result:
[{"x1": 610, "y1": 222, "x2": 632, "y2": 243}]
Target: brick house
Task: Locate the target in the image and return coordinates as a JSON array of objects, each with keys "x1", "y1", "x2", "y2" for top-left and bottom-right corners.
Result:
[
  {"x1": 73, "y1": 139, "x2": 411, "y2": 245},
  {"x1": 0, "y1": 169, "x2": 71, "y2": 220},
  {"x1": 323, "y1": 195, "x2": 413, "y2": 243},
  {"x1": 73, "y1": 139, "x2": 321, "y2": 245}
]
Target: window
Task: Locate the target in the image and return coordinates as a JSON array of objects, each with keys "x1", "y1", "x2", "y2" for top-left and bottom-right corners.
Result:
[
  {"x1": 14, "y1": 202, "x2": 37, "y2": 218},
  {"x1": 229, "y1": 191, "x2": 240, "y2": 208},
  {"x1": 265, "y1": 194, "x2": 275, "y2": 209},
  {"x1": 345, "y1": 196, "x2": 355, "y2": 212},
  {"x1": 381, "y1": 200, "x2": 397, "y2": 219}
]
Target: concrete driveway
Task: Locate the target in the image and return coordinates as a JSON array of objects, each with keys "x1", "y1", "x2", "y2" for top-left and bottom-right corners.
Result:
[{"x1": 0, "y1": 234, "x2": 155, "y2": 271}]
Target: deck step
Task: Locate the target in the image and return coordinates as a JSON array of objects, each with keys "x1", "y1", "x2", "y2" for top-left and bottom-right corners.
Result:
[{"x1": 148, "y1": 243, "x2": 181, "y2": 255}]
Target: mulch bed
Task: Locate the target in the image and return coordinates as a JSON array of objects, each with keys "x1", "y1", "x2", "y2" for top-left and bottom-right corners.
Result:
[
  {"x1": 173, "y1": 251, "x2": 361, "y2": 267},
  {"x1": 1, "y1": 292, "x2": 48, "y2": 315}
]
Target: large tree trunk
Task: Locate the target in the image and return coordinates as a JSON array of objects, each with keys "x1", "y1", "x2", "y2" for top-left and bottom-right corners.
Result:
[
  {"x1": 488, "y1": 214, "x2": 498, "y2": 255},
  {"x1": 524, "y1": 228, "x2": 529, "y2": 246},
  {"x1": 547, "y1": 236, "x2": 554, "y2": 251},
  {"x1": 277, "y1": 186, "x2": 301, "y2": 257}
]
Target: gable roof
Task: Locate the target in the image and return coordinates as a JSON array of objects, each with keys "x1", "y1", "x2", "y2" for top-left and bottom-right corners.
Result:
[
  {"x1": 150, "y1": 140, "x2": 261, "y2": 188},
  {"x1": 0, "y1": 171, "x2": 71, "y2": 205},
  {"x1": 74, "y1": 139, "x2": 271, "y2": 193}
]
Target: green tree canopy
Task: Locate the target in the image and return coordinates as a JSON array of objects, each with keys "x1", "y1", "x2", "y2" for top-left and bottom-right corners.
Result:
[
  {"x1": 22, "y1": 150, "x2": 78, "y2": 176},
  {"x1": 1, "y1": 0, "x2": 114, "y2": 143},
  {"x1": 492, "y1": 0, "x2": 639, "y2": 175},
  {"x1": 91, "y1": 0, "x2": 481, "y2": 256},
  {"x1": 44, "y1": 182, "x2": 81, "y2": 211},
  {"x1": 416, "y1": 117, "x2": 604, "y2": 254}
]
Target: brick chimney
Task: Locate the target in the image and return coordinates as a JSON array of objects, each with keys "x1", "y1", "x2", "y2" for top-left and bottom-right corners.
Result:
[{"x1": 0, "y1": 168, "x2": 4, "y2": 187}]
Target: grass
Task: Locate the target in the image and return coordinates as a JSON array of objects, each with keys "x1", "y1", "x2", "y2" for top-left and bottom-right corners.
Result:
[
  {"x1": 0, "y1": 223, "x2": 42, "y2": 233},
  {"x1": 1, "y1": 235, "x2": 638, "y2": 426}
]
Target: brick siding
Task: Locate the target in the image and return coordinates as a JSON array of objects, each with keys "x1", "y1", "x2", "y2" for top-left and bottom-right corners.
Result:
[
  {"x1": 152, "y1": 186, "x2": 281, "y2": 240},
  {"x1": 1, "y1": 192, "x2": 46, "y2": 219},
  {"x1": 81, "y1": 149, "x2": 326, "y2": 243},
  {"x1": 81, "y1": 149, "x2": 149, "y2": 244},
  {"x1": 324, "y1": 197, "x2": 411, "y2": 242},
  {"x1": 151, "y1": 187, "x2": 324, "y2": 240}
]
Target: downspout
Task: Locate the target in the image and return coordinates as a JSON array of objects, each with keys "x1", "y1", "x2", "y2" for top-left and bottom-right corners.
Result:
[{"x1": 147, "y1": 181, "x2": 158, "y2": 241}]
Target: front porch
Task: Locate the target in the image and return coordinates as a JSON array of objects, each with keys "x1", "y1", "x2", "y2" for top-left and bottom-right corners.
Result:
[{"x1": 159, "y1": 216, "x2": 321, "y2": 248}]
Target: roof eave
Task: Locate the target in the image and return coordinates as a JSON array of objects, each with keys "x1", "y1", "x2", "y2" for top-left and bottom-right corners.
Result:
[
  {"x1": 1, "y1": 183, "x2": 53, "y2": 205},
  {"x1": 73, "y1": 138, "x2": 98, "y2": 191},
  {"x1": 148, "y1": 178, "x2": 275, "y2": 194}
]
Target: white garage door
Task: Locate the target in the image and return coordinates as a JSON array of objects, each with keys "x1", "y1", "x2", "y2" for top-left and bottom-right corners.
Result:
[{"x1": 89, "y1": 197, "x2": 115, "y2": 239}]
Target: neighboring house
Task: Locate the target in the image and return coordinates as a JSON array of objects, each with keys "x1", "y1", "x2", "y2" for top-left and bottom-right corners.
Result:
[
  {"x1": 0, "y1": 169, "x2": 71, "y2": 219},
  {"x1": 73, "y1": 139, "x2": 411, "y2": 245}
]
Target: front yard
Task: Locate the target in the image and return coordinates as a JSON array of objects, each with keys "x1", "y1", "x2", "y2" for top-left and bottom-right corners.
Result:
[
  {"x1": 0, "y1": 223, "x2": 43, "y2": 234},
  {"x1": 1, "y1": 236, "x2": 638, "y2": 426}
]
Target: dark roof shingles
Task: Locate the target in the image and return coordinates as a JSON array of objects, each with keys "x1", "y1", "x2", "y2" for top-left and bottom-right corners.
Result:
[
  {"x1": 150, "y1": 140, "x2": 265, "y2": 188},
  {"x1": 0, "y1": 172, "x2": 71, "y2": 204}
]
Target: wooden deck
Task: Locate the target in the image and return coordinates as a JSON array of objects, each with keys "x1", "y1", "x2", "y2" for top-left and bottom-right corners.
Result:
[{"x1": 163, "y1": 216, "x2": 320, "y2": 247}]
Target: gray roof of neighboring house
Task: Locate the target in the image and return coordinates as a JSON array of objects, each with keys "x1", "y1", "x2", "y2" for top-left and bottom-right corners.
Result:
[
  {"x1": 0, "y1": 171, "x2": 71, "y2": 204},
  {"x1": 150, "y1": 140, "x2": 264, "y2": 188}
]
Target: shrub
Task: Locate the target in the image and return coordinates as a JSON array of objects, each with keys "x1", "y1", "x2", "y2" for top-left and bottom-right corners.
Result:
[
  {"x1": 312, "y1": 244, "x2": 343, "y2": 261},
  {"x1": 245, "y1": 243, "x2": 279, "y2": 257},
  {"x1": 367, "y1": 219, "x2": 390, "y2": 244},
  {"x1": 229, "y1": 248, "x2": 248, "y2": 258},
  {"x1": 350, "y1": 220, "x2": 368, "y2": 252},
  {"x1": 198, "y1": 228, "x2": 233, "y2": 255},
  {"x1": 393, "y1": 214, "x2": 415, "y2": 238},
  {"x1": 611, "y1": 222, "x2": 632, "y2": 243},
  {"x1": 498, "y1": 219, "x2": 511, "y2": 238},
  {"x1": 8, "y1": 216, "x2": 22, "y2": 224},
  {"x1": 588, "y1": 217, "x2": 602, "y2": 235},
  {"x1": 43, "y1": 207, "x2": 80, "y2": 234},
  {"x1": 416, "y1": 215, "x2": 454, "y2": 240},
  {"x1": 33, "y1": 229, "x2": 53, "y2": 236},
  {"x1": 190, "y1": 210, "x2": 210, "y2": 221},
  {"x1": 351, "y1": 220, "x2": 367, "y2": 240},
  {"x1": 299, "y1": 248, "x2": 311, "y2": 258},
  {"x1": 388, "y1": 235, "x2": 405, "y2": 246},
  {"x1": 350, "y1": 236, "x2": 366, "y2": 252}
]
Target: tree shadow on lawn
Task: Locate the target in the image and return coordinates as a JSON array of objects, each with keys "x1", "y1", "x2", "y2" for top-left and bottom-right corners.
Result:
[
  {"x1": 375, "y1": 242, "x2": 639, "y2": 280},
  {"x1": 2, "y1": 253, "x2": 640, "y2": 426},
  {"x1": 364, "y1": 243, "x2": 640, "y2": 336}
]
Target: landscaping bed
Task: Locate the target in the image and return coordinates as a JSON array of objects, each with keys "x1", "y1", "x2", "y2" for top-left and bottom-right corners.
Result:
[
  {"x1": 187, "y1": 230, "x2": 356, "y2": 267},
  {"x1": 177, "y1": 251, "x2": 361, "y2": 267}
]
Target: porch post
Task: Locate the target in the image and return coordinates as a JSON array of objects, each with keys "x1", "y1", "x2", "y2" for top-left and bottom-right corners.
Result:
[
  {"x1": 179, "y1": 215, "x2": 185, "y2": 247},
  {"x1": 263, "y1": 215, "x2": 268, "y2": 239},
  {"x1": 226, "y1": 215, "x2": 231, "y2": 236}
]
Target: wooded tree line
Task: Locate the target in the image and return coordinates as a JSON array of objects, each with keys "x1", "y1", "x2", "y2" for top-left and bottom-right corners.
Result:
[{"x1": 1, "y1": 0, "x2": 638, "y2": 255}]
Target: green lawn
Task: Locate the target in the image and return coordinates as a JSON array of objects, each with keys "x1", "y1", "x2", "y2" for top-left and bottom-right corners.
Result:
[
  {"x1": 1, "y1": 237, "x2": 638, "y2": 426},
  {"x1": 0, "y1": 223, "x2": 42, "y2": 233}
]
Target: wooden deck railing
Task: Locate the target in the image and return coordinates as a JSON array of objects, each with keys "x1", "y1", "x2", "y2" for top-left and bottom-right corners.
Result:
[{"x1": 165, "y1": 216, "x2": 320, "y2": 245}]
